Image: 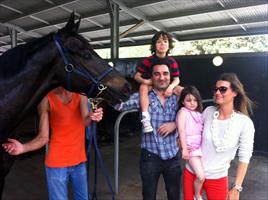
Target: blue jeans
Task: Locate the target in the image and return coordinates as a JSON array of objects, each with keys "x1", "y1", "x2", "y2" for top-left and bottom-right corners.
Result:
[
  {"x1": 140, "y1": 149, "x2": 182, "y2": 200},
  {"x1": 45, "y1": 162, "x2": 89, "y2": 200}
]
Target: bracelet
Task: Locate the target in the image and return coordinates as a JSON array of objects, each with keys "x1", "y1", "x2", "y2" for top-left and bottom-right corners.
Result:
[{"x1": 232, "y1": 184, "x2": 243, "y2": 192}]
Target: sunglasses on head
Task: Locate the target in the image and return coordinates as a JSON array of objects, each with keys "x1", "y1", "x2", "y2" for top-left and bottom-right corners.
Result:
[{"x1": 214, "y1": 86, "x2": 229, "y2": 94}]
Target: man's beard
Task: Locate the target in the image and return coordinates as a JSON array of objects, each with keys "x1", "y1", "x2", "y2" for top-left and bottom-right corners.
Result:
[{"x1": 153, "y1": 81, "x2": 169, "y2": 91}]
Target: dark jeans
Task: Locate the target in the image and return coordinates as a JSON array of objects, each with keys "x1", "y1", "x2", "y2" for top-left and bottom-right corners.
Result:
[{"x1": 140, "y1": 149, "x2": 182, "y2": 200}]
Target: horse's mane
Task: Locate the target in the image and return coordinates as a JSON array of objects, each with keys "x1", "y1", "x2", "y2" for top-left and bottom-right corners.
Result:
[{"x1": 0, "y1": 32, "x2": 54, "y2": 79}]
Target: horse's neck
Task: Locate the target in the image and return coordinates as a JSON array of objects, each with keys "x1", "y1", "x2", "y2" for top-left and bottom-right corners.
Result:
[{"x1": 0, "y1": 43, "x2": 59, "y2": 135}]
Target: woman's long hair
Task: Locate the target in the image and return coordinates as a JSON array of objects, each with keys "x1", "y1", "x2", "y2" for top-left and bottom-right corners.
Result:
[{"x1": 217, "y1": 73, "x2": 254, "y2": 116}]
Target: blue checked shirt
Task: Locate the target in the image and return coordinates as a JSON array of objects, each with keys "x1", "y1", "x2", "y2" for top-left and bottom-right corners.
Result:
[{"x1": 120, "y1": 91, "x2": 179, "y2": 160}]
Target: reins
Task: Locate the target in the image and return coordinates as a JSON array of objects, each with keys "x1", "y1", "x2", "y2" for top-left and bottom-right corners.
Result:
[
  {"x1": 86, "y1": 101, "x2": 115, "y2": 200},
  {"x1": 53, "y1": 34, "x2": 113, "y2": 97}
]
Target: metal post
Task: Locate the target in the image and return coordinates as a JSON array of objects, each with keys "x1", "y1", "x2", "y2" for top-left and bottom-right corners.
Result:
[
  {"x1": 114, "y1": 109, "x2": 138, "y2": 194},
  {"x1": 108, "y1": 1, "x2": 119, "y2": 61}
]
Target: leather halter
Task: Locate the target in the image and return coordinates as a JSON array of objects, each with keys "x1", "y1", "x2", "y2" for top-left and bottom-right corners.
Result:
[{"x1": 53, "y1": 34, "x2": 113, "y2": 97}]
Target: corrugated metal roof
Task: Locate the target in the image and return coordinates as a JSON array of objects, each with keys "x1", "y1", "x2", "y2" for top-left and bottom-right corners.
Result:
[{"x1": 0, "y1": 0, "x2": 267, "y2": 53}]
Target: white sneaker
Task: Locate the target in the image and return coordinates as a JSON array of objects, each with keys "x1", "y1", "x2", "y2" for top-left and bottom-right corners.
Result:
[{"x1": 141, "y1": 118, "x2": 153, "y2": 133}]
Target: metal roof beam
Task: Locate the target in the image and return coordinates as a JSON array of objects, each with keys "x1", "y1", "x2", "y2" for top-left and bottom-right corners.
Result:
[
  {"x1": 0, "y1": 18, "x2": 138, "y2": 42},
  {"x1": 217, "y1": 0, "x2": 251, "y2": 32},
  {"x1": 0, "y1": 0, "x2": 78, "y2": 23},
  {"x1": 84, "y1": 18, "x2": 104, "y2": 28},
  {"x1": 92, "y1": 41, "x2": 104, "y2": 47},
  {"x1": 92, "y1": 38, "x2": 151, "y2": 49},
  {"x1": 0, "y1": 1, "x2": 77, "y2": 37},
  {"x1": 123, "y1": 38, "x2": 136, "y2": 43},
  {"x1": 88, "y1": 30, "x2": 155, "y2": 42},
  {"x1": 110, "y1": 0, "x2": 180, "y2": 41},
  {"x1": 79, "y1": 19, "x2": 138, "y2": 33},
  {"x1": 29, "y1": 15, "x2": 50, "y2": 25},
  {"x1": 0, "y1": 40, "x2": 7, "y2": 44},
  {"x1": 126, "y1": 0, "x2": 166, "y2": 8},
  {"x1": 0, "y1": 3, "x2": 23, "y2": 14},
  {"x1": 120, "y1": 20, "x2": 145, "y2": 38},
  {"x1": 44, "y1": 0, "x2": 55, "y2": 4},
  {"x1": 110, "y1": 0, "x2": 165, "y2": 32},
  {"x1": 0, "y1": 22, "x2": 42, "y2": 38},
  {"x1": 149, "y1": 1, "x2": 267, "y2": 22},
  {"x1": 176, "y1": 27, "x2": 268, "y2": 41},
  {"x1": 1, "y1": 18, "x2": 266, "y2": 48},
  {"x1": 0, "y1": 8, "x2": 110, "y2": 41},
  {"x1": 167, "y1": 18, "x2": 268, "y2": 33},
  {"x1": 74, "y1": 19, "x2": 268, "y2": 43},
  {"x1": 6, "y1": 8, "x2": 110, "y2": 33},
  {"x1": 0, "y1": 0, "x2": 162, "y2": 33}
]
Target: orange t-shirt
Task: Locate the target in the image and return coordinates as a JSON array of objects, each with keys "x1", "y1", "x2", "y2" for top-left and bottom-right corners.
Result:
[{"x1": 45, "y1": 92, "x2": 86, "y2": 167}]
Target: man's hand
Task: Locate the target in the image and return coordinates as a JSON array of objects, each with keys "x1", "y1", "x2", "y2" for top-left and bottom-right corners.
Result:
[
  {"x1": 2, "y1": 138, "x2": 24, "y2": 155},
  {"x1": 157, "y1": 122, "x2": 176, "y2": 137},
  {"x1": 181, "y1": 148, "x2": 190, "y2": 160},
  {"x1": 90, "y1": 107, "x2": 103, "y2": 122}
]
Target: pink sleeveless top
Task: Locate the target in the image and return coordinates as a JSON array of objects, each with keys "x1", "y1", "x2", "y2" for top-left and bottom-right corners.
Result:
[{"x1": 177, "y1": 107, "x2": 203, "y2": 156}]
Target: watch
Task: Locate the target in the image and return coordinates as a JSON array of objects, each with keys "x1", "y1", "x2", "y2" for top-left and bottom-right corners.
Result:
[{"x1": 232, "y1": 184, "x2": 243, "y2": 192}]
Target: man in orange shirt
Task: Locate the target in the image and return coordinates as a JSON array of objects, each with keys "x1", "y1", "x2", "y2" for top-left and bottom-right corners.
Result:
[{"x1": 2, "y1": 87, "x2": 103, "y2": 200}]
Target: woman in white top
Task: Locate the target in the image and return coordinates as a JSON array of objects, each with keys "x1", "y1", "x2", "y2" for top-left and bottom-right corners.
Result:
[{"x1": 183, "y1": 73, "x2": 255, "y2": 200}]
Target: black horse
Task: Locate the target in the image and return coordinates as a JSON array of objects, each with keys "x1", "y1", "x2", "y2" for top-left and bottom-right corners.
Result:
[{"x1": 0, "y1": 13, "x2": 130, "y2": 198}]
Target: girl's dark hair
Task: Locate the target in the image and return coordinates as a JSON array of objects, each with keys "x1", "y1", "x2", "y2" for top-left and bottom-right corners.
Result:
[
  {"x1": 178, "y1": 85, "x2": 203, "y2": 113},
  {"x1": 217, "y1": 73, "x2": 253, "y2": 116},
  {"x1": 150, "y1": 31, "x2": 174, "y2": 55}
]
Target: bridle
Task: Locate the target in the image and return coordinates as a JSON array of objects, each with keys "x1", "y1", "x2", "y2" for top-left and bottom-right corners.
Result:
[{"x1": 53, "y1": 34, "x2": 113, "y2": 98}]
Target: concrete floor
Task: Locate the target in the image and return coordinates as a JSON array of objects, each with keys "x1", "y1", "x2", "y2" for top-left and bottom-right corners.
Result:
[{"x1": 3, "y1": 135, "x2": 268, "y2": 200}]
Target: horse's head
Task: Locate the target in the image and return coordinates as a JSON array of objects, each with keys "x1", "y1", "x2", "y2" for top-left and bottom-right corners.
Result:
[{"x1": 52, "y1": 13, "x2": 131, "y2": 105}]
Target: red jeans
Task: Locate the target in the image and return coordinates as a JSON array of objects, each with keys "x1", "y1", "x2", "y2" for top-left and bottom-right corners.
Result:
[{"x1": 183, "y1": 168, "x2": 228, "y2": 200}]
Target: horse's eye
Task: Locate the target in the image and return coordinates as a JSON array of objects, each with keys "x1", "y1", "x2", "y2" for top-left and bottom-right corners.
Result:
[{"x1": 84, "y1": 53, "x2": 91, "y2": 59}]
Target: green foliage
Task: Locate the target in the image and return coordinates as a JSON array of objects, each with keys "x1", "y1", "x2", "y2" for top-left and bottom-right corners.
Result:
[
  {"x1": 96, "y1": 35, "x2": 268, "y2": 58},
  {"x1": 173, "y1": 35, "x2": 268, "y2": 55}
]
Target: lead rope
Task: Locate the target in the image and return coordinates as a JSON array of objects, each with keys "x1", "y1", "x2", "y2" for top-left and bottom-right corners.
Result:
[{"x1": 86, "y1": 99, "x2": 115, "y2": 200}]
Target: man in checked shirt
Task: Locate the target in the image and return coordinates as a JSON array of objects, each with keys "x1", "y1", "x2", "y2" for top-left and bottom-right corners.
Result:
[{"x1": 115, "y1": 60, "x2": 182, "y2": 200}]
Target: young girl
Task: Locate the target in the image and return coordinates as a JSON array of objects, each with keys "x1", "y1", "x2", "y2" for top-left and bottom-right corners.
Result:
[{"x1": 176, "y1": 86, "x2": 204, "y2": 200}]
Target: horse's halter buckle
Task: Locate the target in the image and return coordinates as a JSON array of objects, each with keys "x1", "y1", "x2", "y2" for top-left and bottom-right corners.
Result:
[
  {"x1": 65, "y1": 64, "x2": 74, "y2": 72},
  {"x1": 53, "y1": 34, "x2": 113, "y2": 97},
  {"x1": 96, "y1": 84, "x2": 107, "y2": 96}
]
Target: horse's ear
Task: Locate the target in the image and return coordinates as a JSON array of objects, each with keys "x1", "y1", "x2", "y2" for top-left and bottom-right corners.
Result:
[
  {"x1": 73, "y1": 17, "x2": 81, "y2": 33},
  {"x1": 60, "y1": 12, "x2": 78, "y2": 34},
  {"x1": 65, "y1": 12, "x2": 75, "y2": 31}
]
